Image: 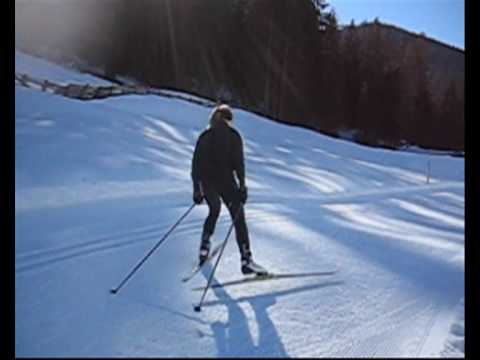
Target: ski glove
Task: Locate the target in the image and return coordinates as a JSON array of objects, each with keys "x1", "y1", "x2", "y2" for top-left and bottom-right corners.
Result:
[
  {"x1": 193, "y1": 190, "x2": 204, "y2": 205},
  {"x1": 193, "y1": 184, "x2": 204, "y2": 205},
  {"x1": 239, "y1": 186, "x2": 248, "y2": 204}
]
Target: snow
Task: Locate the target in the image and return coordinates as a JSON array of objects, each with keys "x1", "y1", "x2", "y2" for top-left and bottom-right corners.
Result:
[
  {"x1": 15, "y1": 51, "x2": 464, "y2": 357},
  {"x1": 337, "y1": 128, "x2": 359, "y2": 141},
  {"x1": 399, "y1": 144, "x2": 464, "y2": 157},
  {"x1": 15, "y1": 50, "x2": 113, "y2": 86}
]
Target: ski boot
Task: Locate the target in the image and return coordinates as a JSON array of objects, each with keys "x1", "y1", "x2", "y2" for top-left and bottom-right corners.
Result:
[
  {"x1": 198, "y1": 234, "x2": 211, "y2": 266},
  {"x1": 241, "y1": 257, "x2": 268, "y2": 276}
]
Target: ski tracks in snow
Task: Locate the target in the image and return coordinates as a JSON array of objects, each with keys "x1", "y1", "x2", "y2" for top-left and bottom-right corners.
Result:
[
  {"x1": 14, "y1": 211, "x2": 282, "y2": 274},
  {"x1": 324, "y1": 299, "x2": 441, "y2": 357},
  {"x1": 15, "y1": 182, "x2": 463, "y2": 357},
  {"x1": 15, "y1": 180, "x2": 462, "y2": 274},
  {"x1": 15, "y1": 215, "x2": 207, "y2": 274}
]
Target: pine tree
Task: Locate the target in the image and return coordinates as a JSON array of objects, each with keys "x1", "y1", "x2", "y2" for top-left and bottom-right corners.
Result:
[
  {"x1": 440, "y1": 80, "x2": 464, "y2": 150},
  {"x1": 411, "y1": 38, "x2": 436, "y2": 148},
  {"x1": 341, "y1": 22, "x2": 363, "y2": 131},
  {"x1": 359, "y1": 21, "x2": 389, "y2": 144}
]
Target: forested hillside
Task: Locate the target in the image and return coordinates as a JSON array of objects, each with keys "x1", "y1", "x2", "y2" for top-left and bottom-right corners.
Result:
[{"x1": 15, "y1": 0, "x2": 464, "y2": 151}]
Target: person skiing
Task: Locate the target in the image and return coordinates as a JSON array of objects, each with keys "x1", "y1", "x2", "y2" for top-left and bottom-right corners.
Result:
[{"x1": 191, "y1": 104, "x2": 267, "y2": 275}]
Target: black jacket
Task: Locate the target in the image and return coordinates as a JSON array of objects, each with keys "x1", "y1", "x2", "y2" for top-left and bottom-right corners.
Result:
[{"x1": 191, "y1": 120, "x2": 245, "y2": 190}]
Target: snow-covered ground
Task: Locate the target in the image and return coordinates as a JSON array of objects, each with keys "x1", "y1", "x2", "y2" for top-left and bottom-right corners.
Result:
[
  {"x1": 15, "y1": 50, "x2": 464, "y2": 357},
  {"x1": 15, "y1": 50, "x2": 113, "y2": 86}
]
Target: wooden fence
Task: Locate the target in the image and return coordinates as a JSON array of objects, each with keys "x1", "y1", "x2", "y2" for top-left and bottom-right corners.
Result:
[{"x1": 15, "y1": 72, "x2": 215, "y2": 107}]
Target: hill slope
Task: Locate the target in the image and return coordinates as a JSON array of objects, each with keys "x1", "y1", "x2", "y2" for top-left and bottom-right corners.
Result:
[{"x1": 15, "y1": 51, "x2": 464, "y2": 357}]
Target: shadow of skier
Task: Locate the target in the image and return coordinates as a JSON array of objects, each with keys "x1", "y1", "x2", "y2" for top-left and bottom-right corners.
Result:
[
  {"x1": 201, "y1": 264, "x2": 286, "y2": 357},
  {"x1": 199, "y1": 264, "x2": 343, "y2": 357}
]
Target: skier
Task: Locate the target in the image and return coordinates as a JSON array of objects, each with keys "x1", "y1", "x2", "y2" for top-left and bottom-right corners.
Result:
[{"x1": 191, "y1": 104, "x2": 267, "y2": 275}]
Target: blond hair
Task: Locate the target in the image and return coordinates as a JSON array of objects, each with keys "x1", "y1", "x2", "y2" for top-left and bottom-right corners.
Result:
[{"x1": 209, "y1": 104, "x2": 233, "y2": 126}]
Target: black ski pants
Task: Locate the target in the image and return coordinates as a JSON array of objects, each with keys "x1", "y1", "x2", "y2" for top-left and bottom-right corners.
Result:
[{"x1": 201, "y1": 180, "x2": 252, "y2": 260}]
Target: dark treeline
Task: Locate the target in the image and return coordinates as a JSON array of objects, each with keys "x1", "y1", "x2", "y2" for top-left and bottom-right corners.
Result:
[
  {"x1": 15, "y1": 0, "x2": 464, "y2": 151},
  {"x1": 103, "y1": 0, "x2": 329, "y2": 127}
]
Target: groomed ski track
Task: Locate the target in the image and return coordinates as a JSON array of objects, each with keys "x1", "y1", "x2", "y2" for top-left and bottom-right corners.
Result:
[
  {"x1": 15, "y1": 51, "x2": 464, "y2": 357},
  {"x1": 15, "y1": 184, "x2": 464, "y2": 357}
]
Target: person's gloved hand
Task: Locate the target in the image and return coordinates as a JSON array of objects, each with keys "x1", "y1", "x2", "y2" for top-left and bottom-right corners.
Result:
[
  {"x1": 193, "y1": 186, "x2": 204, "y2": 205},
  {"x1": 239, "y1": 185, "x2": 248, "y2": 204}
]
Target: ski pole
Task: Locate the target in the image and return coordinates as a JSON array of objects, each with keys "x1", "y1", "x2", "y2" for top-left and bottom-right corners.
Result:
[
  {"x1": 110, "y1": 203, "x2": 196, "y2": 295},
  {"x1": 194, "y1": 205, "x2": 243, "y2": 312}
]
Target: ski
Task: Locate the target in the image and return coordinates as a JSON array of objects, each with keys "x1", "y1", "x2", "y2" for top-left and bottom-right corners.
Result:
[
  {"x1": 181, "y1": 242, "x2": 225, "y2": 283},
  {"x1": 191, "y1": 270, "x2": 339, "y2": 290}
]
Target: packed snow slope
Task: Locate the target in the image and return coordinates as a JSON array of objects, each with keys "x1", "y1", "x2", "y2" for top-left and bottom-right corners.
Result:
[{"x1": 15, "y1": 51, "x2": 465, "y2": 357}]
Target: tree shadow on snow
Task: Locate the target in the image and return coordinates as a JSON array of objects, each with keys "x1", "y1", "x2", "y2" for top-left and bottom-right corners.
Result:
[{"x1": 277, "y1": 202, "x2": 464, "y2": 304}]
